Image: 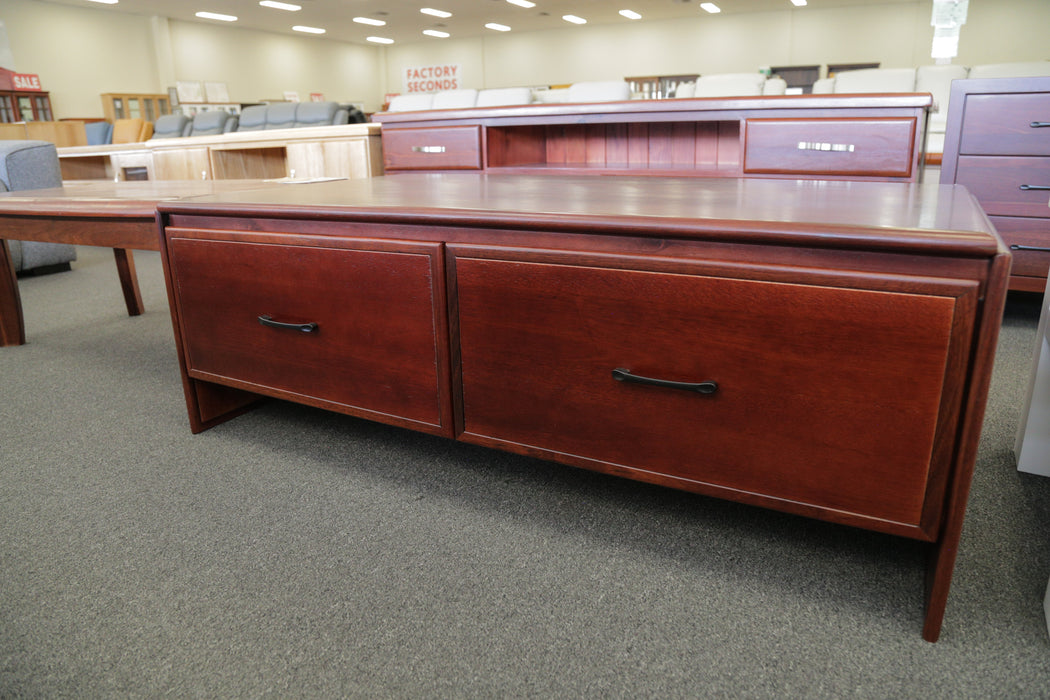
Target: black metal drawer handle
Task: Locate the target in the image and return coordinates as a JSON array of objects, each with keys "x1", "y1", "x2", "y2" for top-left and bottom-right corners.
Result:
[
  {"x1": 258, "y1": 315, "x2": 318, "y2": 333},
  {"x1": 612, "y1": 368, "x2": 718, "y2": 395},
  {"x1": 1020, "y1": 184, "x2": 1050, "y2": 191},
  {"x1": 1010, "y1": 245, "x2": 1050, "y2": 253},
  {"x1": 1031, "y1": 122, "x2": 1050, "y2": 128}
]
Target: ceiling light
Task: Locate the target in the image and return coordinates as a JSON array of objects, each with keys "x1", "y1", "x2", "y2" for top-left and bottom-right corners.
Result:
[
  {"x1": 367, "y1": 36, "x2": 394, "y2": 44},
  {"x1": 619, "y1": 10, "x2": 642, "y2": 20},
  {"x1": 700, "y1": 3, "x2": 721, "y2": 13},
  {"x1": 423, "y1": 29, "x2": 450, "y2": 38},
  {"x1": 421, "y1": 8, "x2": 452, "y2": 18},
  {"x1": 259, "y1": 1, "x2": 300, "y2": 10},
  {"x1": 195, "y1": 11, "x2": 238, "y2": 21},
  {"x1": 292, "y1": 25, "x2": 325, "y2": 34},
  {"x1": 790, "y1": 0, "x2": 807, "y2": 5},
  {"x1": 506, "y1": 0, "x2": 535, "y2": 7},
  {"x1": 353, "y1": 17, "x2": 386, "y2": 26},
  {"x1": 485, "y1": 23, "x2": 511, "y2": 31},
  {"x1": 85, "y1": 0, "x2": 118, "y2": 4},
  {"x1": 562, "y1": 15, "x2": 587, "y2": 24}
]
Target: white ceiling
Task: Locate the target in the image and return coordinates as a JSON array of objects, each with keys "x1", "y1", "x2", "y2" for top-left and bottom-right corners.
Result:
[{"x1": 44, "y1": 0, "x2": 921, "y2": 47}]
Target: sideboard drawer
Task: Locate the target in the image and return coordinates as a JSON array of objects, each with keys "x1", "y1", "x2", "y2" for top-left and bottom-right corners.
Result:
[
  {"x1": 382, "y1": 126, "x2": 482, "y2": 170},
  {"x1": 453, "y1": 254, "x2": 972, "y2": 534},
  {"x1": 989, "y1": 215, "x2": 1050, "y2": 280},
  {"x1": 743, "y1": 117, "x2": 916, "y2": 178},
  {"x1": 955, "y1": 155, "x2": 1050, "y2": 218},
  {"x1": 167, "y1": 236, "x2": 449, "y2": 434},
  {"x1": 958, "y1": 93, "x2": 1050, "y2": 156}
]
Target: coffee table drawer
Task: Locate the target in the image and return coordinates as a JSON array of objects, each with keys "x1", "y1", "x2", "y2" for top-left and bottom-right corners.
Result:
[
  {"x1": 959, "y1": 92, "x2": 1050, "y2": 156},
  {"x1": 744, "y1": 117, "x2": 917, "y2": 178},
  {"x1": 168, "y1": 236, "x2": 449, "y2": 433},
  {"x1": 453, "y1": 252, "x2": 972, "y2": 534},
  {"x1": 383, "y1": 126, "x2": 482, "y2": 170},
  {"x1": 990, "y1": 215, "x2": 1050, "y2": 279}
]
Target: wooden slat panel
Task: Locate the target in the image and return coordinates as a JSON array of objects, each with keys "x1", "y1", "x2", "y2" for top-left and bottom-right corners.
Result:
[
  {"x1": 606, "y1": 123, "x2": 628, "y2": 165},
  {"x1": 648, "y1": 122, "x2": 674, "y2": 166},
  {"x1": 586, "y1": 124, "x2": 606, "y2": 165},
  {"x1": 628, "y1": 124, "x2": 649, "y2": 167}
]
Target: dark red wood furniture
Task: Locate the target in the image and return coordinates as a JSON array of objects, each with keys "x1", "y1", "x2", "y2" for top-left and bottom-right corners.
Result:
[
  {"x1": 372, "y1": 93, "x2": 933, "y2": 182},
  {"x1": 157, "y1": 173, "x2": 1008, "y2": 642},
  {"x1": 940, "y1": 76, "x2": 1050, "y2": 292}
]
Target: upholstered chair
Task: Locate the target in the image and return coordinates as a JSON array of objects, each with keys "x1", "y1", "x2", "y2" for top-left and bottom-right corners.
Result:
[
  {"x1": 237, "y1": 105, "x2": 268, "y2": 131},
  {"x1": 83, "y1": 121, "x2": 113, "y2": 145},
  {"x1": 265, "y1": 103, "x2": 298, "y2": 130},
  {"x1": 151, "y1": 113, "x2": 191, "y2": 139},
  {"x1": 0, "y1": 140, "x2": 77, "y2": 273},
  {"x1": 294, "y1": 101, "x2": 338, "y2": 127},
  {"x1": 188, "y1": 111, "x2": 231, "y2": 137}
]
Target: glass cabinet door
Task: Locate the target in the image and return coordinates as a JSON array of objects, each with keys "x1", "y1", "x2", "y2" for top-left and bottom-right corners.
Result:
[
  {"x1": 113, "y1": 98, "x2": 125, "y2": 119},
  {"x1": 17, "y1": 96, "x2": 34, "y2": 121},
  {"x1": 0, "y1": 95, "x2": 15, "y2": 123},
  {"x1": 33, "y1": 95, "x2": 52, "y2": 121}
]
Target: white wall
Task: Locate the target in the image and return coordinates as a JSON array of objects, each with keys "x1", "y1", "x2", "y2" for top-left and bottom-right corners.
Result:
[{"x1": 0, "y1": 0, "x2": 1047, "y2": 118}]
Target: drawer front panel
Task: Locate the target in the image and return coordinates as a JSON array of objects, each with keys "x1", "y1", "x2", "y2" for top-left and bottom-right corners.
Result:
[
  {"x1": 955, "y1": 155, "x2": 1050, "y2": 217},
  {"x1": 169, "y1": 236, "x2": 447, "y2": 431},
  {"x1": 382, "y1": 126, "x2": 482, "y2": 170},
  {"x1": 744, "y1": 118, "x2": 916, "y2": 178},
  {"x1": 959, "y1": 93, "x2": 1050, "y2": 156},
  {"x1": 989, "y1": 215, "x2": 1050, "y2": 279},
  {"x1": 454, "y1": 257, "x2": 964, "y2": 529}
]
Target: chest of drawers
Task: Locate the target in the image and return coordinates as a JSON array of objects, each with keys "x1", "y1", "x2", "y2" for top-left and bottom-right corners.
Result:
[
  {"x1": 940, "y1": 76, "x2": 1050, "y2": 292},
  {"x1": 158, "y1": 174, "x2": 1007, "y2": 641}
]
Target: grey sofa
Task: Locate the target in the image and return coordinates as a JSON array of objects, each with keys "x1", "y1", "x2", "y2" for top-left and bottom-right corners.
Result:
[{"x1": 0, "y1": 140, "x2": 77, "y2": 274}]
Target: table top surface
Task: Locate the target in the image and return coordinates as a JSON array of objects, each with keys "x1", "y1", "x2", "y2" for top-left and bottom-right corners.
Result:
[
  {"x1": 0, "y1": 179, "x2": 280, "y2": 219},
  {"x1": 158, "y1": 173, "x2": 1001, "y2": 258}
]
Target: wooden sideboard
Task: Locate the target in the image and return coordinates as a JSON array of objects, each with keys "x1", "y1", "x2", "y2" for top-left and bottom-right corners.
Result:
[
  {"x1": 940, "y1": 76, "x2": 1050, "y2": 293},
  {"x1": 157, "y1": 173, "x2": 1007, "y2": 641},
  {"x1": 57, "y1": 123, "x2": 384, "y2": 182},
  {"x1": 372, "y1": 94, "x2": 932, "y2": 181}
]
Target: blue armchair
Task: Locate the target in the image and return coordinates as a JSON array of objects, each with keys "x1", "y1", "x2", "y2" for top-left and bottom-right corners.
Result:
[{"x1": 0, "y1": 140, "x2": 77, "y2": 274}]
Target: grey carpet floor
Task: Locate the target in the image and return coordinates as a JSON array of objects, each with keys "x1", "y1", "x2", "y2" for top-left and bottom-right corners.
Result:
[{"x1": 2, "y1": 245, "x2": 1049, "y2": 698}]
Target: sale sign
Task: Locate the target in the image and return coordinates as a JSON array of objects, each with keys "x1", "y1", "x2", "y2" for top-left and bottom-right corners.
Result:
[{"x1": 12, "y1": 73, "x2": 41, "y2": 91}]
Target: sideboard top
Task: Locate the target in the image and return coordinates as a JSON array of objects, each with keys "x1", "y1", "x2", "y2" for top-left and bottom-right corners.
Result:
[{"x1": 160, "y1": 172, "x2": 1002, "y2": 258}]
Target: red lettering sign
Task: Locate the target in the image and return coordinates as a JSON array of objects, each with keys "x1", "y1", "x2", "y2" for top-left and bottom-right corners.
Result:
[{"x1": 12, "y1": 73, "x2": 42, "y2": 91}]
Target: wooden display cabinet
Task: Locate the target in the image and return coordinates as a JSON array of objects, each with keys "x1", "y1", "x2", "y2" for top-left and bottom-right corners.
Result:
[{"x1": 101, "y1": 93, "x2": 171, "y2": 123}]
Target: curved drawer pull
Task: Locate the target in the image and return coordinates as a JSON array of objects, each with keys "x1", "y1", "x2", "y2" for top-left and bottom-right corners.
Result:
[
  {"x1": 612, "y1": 368, "x2": 718, "y2": 395},
  {"x1": 1010, "y1": 244, "x2": 1050, "y2": 253},
  {"x1": 1019, "y1": 184, "x2": 1050, "y2": 191},
  {"x1": 1031, "y1": 122, "x2": 1050, "y2": 128},
  {"x1": 258, "y1": 315, "x2": 318, "y2": 333}
]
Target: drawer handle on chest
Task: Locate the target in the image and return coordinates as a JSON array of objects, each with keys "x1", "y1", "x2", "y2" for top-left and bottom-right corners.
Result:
[
  {"x1": 258, "y1": 315, "x2": 319, "y2": 334},
  {"x1": 1010, "y1": 244, "x2": 1050, "y2": 253},
  {"x1": 411, "y1": 146, "x2": 446, "y2": 153},
  {"x1": 1019, "y1": 184, "x2": 1050, "y2": 191},
  {"x1": 612, "y1": 368, "x2": 718, "y2": 395},
  {"x1": 1031, "y1": 122, "x2": 1050, "y2": 128}
]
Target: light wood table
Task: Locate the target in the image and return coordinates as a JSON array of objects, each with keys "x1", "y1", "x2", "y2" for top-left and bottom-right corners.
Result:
[{"x1": 0, "y1": 180, "x2": 278, "y2": 346}]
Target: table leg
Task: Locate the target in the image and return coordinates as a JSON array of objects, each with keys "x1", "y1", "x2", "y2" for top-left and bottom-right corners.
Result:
[
  {"x1": 0, "y1": 239, "x2": 26, "y2": 346},
  {"x1": 112, "y1": 248, "x2": 144, "y2": 316}
]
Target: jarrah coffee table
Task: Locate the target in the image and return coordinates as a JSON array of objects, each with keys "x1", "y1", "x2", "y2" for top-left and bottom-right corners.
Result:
[
  {"x1": 157, "y1": 173, "x2": 1009, "y2": 641},
  {"x1": 0, "y1": 180, "x2": 278, "y2": 346}
]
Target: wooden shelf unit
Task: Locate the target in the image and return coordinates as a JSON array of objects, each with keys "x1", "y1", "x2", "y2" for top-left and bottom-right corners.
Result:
[{"x1": 373, "y1": 93, "x2": 933, "y2": 182}]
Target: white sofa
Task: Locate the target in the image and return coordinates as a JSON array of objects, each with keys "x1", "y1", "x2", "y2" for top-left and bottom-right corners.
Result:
[{"x1": 811, "y1": 61, "x2": 1050, "y2": 156}]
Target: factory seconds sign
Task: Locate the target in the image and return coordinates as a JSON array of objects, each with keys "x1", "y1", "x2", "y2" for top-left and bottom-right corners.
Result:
[{"x1": 403, "y1": 64, "x2": 462, "y2": 93}]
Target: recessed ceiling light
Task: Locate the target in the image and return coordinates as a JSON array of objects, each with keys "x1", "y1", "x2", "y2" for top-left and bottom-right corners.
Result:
[
  {"x1": 485, "y1": 23, "x2": 511, "y2": 31},
  {"x1": 292, "y1": 25, "x2": 325, "y2": 34},
  {"x1": 562, "y1": 14, "x2": 587, "y2": 24},
  {"x1": 367, "y1": 36, "x2": 394, "y2": 44},
  {"x1": 700, "y1": 3, "x2": 721, "y2": 13},
  {"x1": 85, "y1": 0, "x2": 118, "y2": 5},
  {"x1": 423, "y1": 29, "x2": 450, "y2": 38},
  {"x1": 790, "y1": 0, "x2": 807, "y2": 5},
  {"x1": 353, "y1": 17, "x2": 386, "y2": 26},
  {"x1": 506, "y1": 0, "x2": 536, "y2": 7},
  {"x1": 259, "y1": 1, "x2": 300, "y2": 10},
  {"x1": 421, "y1": 8, "x2": 452, "y2": 18},
  {"x1": 619, "y1": 9, "x2": 641, "y2": 20},
  {"x1": 195, "y1": 11, "x2": 238, "y2": 21}
]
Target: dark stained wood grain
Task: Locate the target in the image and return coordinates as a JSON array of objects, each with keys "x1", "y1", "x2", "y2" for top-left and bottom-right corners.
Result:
[{"x1": 156, "y1": 172, "x2": 1008, "y2": 643}]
